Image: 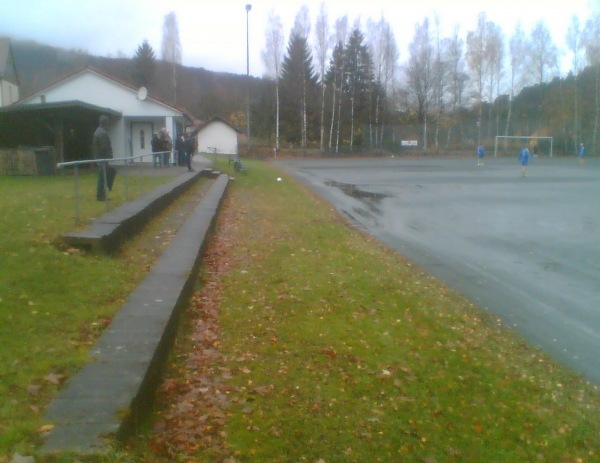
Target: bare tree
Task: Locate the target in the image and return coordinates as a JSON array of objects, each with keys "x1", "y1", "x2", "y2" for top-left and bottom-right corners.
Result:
[
  {"x1": 567, "y1": 15, "x2": 585, "y2": 153},
  {"x1": 466, "y1": 13, "x2": 487, "y2": 144},
  {"x1": 529, "y1": 21, "x2": 559, "y2": 86},
  {"x1": 368, "y1": 15, "x2": 399, "y2": 149},
  {"x1": 584, "y1": 6, "x2": 600, "y2": 152},
  {"x1": 485, "y1": 22, "x2": 503, "y2": 137},
  {"x1": 506, "y1": 24, "x2": 527, "y2": 138},
  {"x1": 262, "y1": 10, "x2": 285, "y2": 153},
  {"x1": 314, "y1": 2, "x2": 331, "y2": 152},
  {"x1": 406, "y1": 18, "x2": 434, "y2": 150},
  {"x1": 161, "y1": 11, "x2": 182, "y2": 104},
  {"x1": 330, "y1": 15, "x2": 348, "y2": 152},
  {"x1": 292, "y1": 6, "x2": 311, "y2": 150},
  {"x1": 447, "y1": 27, "x2": 468, "y2": 147}
]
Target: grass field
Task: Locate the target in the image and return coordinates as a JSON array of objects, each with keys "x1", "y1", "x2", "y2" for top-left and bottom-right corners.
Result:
[
  {"x1": 0, "y1": 170, "x2": 176, "y2": 457},
  {"x1": 141, "y1": 159, "x2": 600, "y2": 463},
  {"x1": 2, "y1": 160, "x2": 600, "y2": 463}
]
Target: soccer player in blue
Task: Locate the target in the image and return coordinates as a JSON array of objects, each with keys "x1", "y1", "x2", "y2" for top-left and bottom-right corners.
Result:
[
  {"x1": 578, "y1": 143, "x2": 585, "y2": 164},
  {"x1": 477, "y1": 144, "x2": 485, "y2": 165},
  {"x1": 519, "y1": 146, "x2": 530, "y2": 176}
]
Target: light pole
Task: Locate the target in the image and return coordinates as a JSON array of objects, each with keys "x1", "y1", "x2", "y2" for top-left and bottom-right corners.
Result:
[{"x1": 245, "y1": 4, "x2": 252, "y2": 155}]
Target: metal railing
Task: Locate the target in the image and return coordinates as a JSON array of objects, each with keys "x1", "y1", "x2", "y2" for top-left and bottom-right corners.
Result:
[{"x1": 57, "y1": 151, "x2": 171, "y2": 223}]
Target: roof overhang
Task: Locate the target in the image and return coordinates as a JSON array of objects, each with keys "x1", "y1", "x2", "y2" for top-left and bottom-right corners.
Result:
[{"x1": 0, "y1": 100, "x2": 121, "y2": 118}]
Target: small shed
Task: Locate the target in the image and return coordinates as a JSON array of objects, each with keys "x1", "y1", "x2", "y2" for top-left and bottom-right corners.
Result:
[{"x1": 194, "y1": 116, "x2": 239, "y2": 156}]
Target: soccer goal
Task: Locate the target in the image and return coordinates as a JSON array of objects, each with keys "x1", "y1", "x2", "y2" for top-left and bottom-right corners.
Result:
[{"x1": 494, "y1": 136, "x2": 553, "y2": 157}]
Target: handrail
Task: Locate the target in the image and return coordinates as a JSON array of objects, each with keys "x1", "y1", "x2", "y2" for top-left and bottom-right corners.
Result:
[{"x1": 56, "y1": 151, "x2": 172, "y2": 223}]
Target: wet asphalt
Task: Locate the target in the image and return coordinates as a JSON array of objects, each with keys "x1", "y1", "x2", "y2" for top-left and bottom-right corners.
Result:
[{"x1": 274, "y1": 156, "x2": 600, "y2": 385}]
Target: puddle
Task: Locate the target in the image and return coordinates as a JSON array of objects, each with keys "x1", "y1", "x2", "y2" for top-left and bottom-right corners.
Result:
[{"x1": 325, "y1": 180, "x2": 388, "y2": 202}]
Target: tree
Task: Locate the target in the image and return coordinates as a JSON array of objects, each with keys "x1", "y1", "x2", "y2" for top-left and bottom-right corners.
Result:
[
  {"x1": 406, "y1": 18, "x2": 434, "y2": 149},
  {"x1": 344, "y1": 28, "x2": 373, "y2": 150},
  {"x1": 327, "y1": 15, "x2": 349, "y2": 152},
  {"x1": 368, "y1": 16, "x2": 399, "y2": 149},
  {"x1": 262, "y1": 10, "x2": 285, "y2": 152},
  {"x1": 529, "y1": 21, "x2": 558, "y2": 86},
  {"x1": 161, "y1": 11, "x2": 182, "y2": 103},
  {"x1": 280, "y1": 33, "x2": 318, "y2": 147},
  {"x1": 314, "y1": 2, "x2": 331, "y2": 151},
  {"x1": 447, "y1": 27, "x2": 468, "y2": 146},
  {"x1": 567, "y1": 15, "x2": 585, "y2": 152},
  {"x1": 505, "y1": 24, "x2": 527, "y2": 138},
  {"x1": 584, "y1": 6, "x2": 600, "y2": 152},
  {"x1": 132, "y1": 40, "x2": 156, "y2": 88},
  {"x1": 466, "y1": 13, "x2": 487, "y2": 144}
]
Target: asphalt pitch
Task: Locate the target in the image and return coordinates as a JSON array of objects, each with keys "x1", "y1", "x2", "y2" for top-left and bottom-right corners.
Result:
[{"x1": 275, "y1": 155, "x2": 600, "y2": 385}]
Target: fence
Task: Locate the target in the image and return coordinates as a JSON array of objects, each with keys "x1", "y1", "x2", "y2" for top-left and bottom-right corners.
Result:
[{"x1": 56, "y1": 151, "x2": 171, "y2": 223}]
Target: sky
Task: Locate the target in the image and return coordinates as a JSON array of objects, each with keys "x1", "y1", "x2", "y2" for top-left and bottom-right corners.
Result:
[{"x1": 0, "y1": 0, "x2": 595, "y2": 79}]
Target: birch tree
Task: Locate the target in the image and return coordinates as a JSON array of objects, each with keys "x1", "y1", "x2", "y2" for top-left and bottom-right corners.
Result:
[
  {"x1": 262, "y1": 10, "x2": 285, "y2": 153},
  {"x1": 583, "y1": 6, "x2": 600, "y2": 152},
  {"x1": 447, "y1": 27, "x2": 468, "y2": 146},
  {"x1": 314, "y1": 3, "x2": 331, "y2": 151},
  {"x1": 406, "y1": 18, "x2": 434, "y2": 149},
  {"x1": 292, "y1": 6, "x2": 311, "y2": 149},
  {"x1": 328, "y1": 16, "x2": 348, "y2": 152},
  {"x1": 529, "y1": 21, "x2": 559, "y2": 86},
  {"x1": 161, "y1": 11, "x2": 182, "y2": 104},
  {"x1": 368, "y1": 16, "x2": 399, "y2": 149},
  {"x1": 466, "y1": 13, "x2": 487, "y2": 144},
  {"x1": 567, "y1": 15, "x2": 585, "y2": 152},
  {"x1": 506, "y1": 24, "x2": 527, "y2": 137}
]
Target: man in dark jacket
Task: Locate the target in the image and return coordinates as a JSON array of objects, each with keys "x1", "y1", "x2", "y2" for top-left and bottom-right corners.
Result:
[{"x1": 93, "y1": 115, "x2": 116, "y2": 201}]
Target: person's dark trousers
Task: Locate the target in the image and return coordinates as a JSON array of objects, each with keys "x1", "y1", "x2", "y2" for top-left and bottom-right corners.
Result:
[
  {"x1": 97, "y1": 163, "x2": 117, "y2": 201},
  {"x1": 162, "y1": 152, "x2": 169, "y2": 166},
  {"x1": 186, "y1": 152, "x2": 194, "y2": 171}
]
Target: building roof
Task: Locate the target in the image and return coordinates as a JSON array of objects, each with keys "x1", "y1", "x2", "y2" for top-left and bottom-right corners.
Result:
[{"x1": 0, "y1": 99, "x2": 120, "y2": 117}]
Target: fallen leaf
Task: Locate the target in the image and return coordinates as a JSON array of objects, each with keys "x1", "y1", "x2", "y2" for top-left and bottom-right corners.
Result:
[{"x1": 44, "y1": 373, "x2": 64, "y2": 385}]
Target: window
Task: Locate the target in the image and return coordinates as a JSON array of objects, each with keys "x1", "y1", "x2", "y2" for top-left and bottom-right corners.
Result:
[{"x1": 140, "y1": 130, "x2": 145, "y2": 149}]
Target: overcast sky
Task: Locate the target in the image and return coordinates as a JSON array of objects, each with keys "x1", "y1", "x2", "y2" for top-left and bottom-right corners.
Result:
[{"x1": 0, "y1": 0, "x2": 594, "y2": 78}]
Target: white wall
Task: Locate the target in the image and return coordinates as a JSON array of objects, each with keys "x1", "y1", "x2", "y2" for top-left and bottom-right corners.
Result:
[
  {"x1": 197, "y1": 121, "x2": 238, "y2": 156},
  {"x1": 0, "y1": 79, "x2": 19, "y2": 107},
  {"x1": 21, "y1": 70, "x2": 182, "y2": 159}
]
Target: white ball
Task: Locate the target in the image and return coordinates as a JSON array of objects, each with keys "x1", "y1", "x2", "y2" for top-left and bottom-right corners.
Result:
[{"x1": 277, "y1": 177, "x2": 282, "y2": 182}]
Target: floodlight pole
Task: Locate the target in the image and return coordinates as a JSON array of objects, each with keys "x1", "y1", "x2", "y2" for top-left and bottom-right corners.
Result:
[{"x1": 246, "y1": 4, "x2": 252, "y2": 156}]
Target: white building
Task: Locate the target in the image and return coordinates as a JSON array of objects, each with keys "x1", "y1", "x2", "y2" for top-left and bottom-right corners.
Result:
[
  {"x1": 8, "y1": 66, "x2": 190, "y2": 163},
  {"x1": 194, "y1": 116, "x2": 239, "y2": 156}
]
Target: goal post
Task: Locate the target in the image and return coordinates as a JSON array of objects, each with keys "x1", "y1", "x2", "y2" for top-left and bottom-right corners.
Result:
[{"x1": 494, "y1": 136, "x2": 553, "y2": 157}]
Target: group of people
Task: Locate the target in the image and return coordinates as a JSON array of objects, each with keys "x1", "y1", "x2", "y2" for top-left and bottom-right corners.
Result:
[
  {"x1": 151, "y1": 128, "x2": 173, "y2": 168},
  {"x1": 150, "y1": 128, "x2": 195, "y2": 172},
  {"x1": 92, "y1": 116, "x2": 197, "y2": 201},
  {"x1": 475, "y1": 141, "x2": 586, "y2": 177}
]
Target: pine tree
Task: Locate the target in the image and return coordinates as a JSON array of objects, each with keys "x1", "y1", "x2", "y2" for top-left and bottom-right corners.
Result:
[
  {"x1": 132, "y1": 40, "x2": 156, "y2": 88},
  {"x1": 280, "y1": 33, "x2": 318, "y2": 148}
]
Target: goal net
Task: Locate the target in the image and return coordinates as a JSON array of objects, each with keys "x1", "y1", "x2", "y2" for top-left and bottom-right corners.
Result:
[{"x1": 494, "y1": 136, "x2": 553, "y2": 158}]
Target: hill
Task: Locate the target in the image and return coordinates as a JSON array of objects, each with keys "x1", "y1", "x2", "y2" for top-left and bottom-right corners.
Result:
[{"x1": 10, "y1": 39, "x2": 272, "y2": 124}]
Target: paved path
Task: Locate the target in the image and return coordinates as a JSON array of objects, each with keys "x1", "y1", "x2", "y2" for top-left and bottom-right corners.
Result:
[{"x1": 275, "y1": 156, "x2": 600, "y2": 385}]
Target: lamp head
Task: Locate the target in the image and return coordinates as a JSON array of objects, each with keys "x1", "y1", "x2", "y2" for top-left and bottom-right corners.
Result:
[{"x1": 246, "y1": 4, "x2": 251, "y2": 12}]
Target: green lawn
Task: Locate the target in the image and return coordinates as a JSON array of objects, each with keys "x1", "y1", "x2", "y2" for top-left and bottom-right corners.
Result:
[
  {"x1": 3, "y1": 160, "x2": 600, "y2": 463},
  {"x1": 0, "y1": 170, "x2": 173, "y2": 457},
  {"x1": 142, "y1": 158, "x2": 600, "y2": 463}
]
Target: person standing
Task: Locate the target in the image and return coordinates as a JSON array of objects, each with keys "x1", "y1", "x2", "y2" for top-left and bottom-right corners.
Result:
[
  {"x1": 578, "y1": 143, "x2": 585, "y2": 164},
  {"x1": 159, "y1": 128, "x2": 172, "y2": 167},
  {"x1": 185, "y1": 133, "x2": 195, "y2": 172},
  {"x1": 151, "y1": 132, "x2": 161, "y2": 168},
  {"x1": 175, "y1": 134, "x2": 186, "y2": 167},
  {"x1": 93, "y1": 115, "x2": 116, "y2": 201},
  {"x1": 519, "y1": 146, "x2": 530, "y2": 177},
  {"x1": 476, "y1": 144, "x2": 485, "y2": 166}
]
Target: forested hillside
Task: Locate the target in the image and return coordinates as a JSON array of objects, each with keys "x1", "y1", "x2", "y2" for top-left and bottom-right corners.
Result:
[{"x1": 9, "y1": 38, "x2": 600, "y2": 156}]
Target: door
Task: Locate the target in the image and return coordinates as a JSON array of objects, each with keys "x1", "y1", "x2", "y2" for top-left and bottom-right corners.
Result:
[{"x1": 131, "y1": 122, "x2": 153, "y2": 162}]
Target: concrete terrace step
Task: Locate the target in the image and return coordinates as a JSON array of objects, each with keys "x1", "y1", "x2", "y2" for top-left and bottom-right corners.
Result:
[
  {"x1": 62, "y1": 167, "x2": 216, "y2": 254},
  {"x1": 41, "y1": 173, "x2": 230, "y2": 454}
]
